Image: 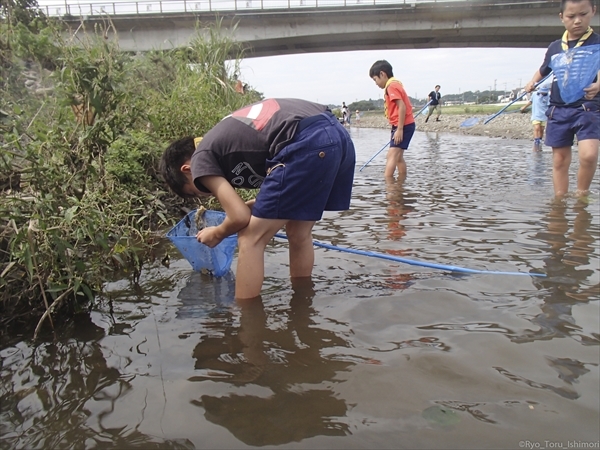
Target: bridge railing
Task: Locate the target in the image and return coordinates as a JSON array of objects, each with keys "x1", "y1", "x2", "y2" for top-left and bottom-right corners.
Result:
[{"x1": 38, "y1": 0, "x2": 535, "y2": 17}]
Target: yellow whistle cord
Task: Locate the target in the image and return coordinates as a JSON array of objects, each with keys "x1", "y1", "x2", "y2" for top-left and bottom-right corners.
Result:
[{"x1": 561, "y1": 26, "x2": 593, "y2": 51}]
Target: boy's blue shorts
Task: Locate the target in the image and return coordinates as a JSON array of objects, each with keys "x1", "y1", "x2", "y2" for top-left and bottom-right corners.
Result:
[
  {"x1": 390, "y1": 122, "x2": 416, "y2": 149},
  {"x1": 252, "y1": 112, "x2": 356, "y2": 221},
  {"x1": 545, "y1": 103, "x2": 600, "y2": 148}
]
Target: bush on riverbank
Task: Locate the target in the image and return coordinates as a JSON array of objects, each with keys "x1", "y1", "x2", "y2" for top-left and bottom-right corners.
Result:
[{"x1": 0, "y1": 9, "x2": 260, "y2": 341}]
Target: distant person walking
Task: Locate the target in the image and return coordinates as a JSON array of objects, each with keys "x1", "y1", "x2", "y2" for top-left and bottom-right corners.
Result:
[
  {"x1": 520, "y1": 79, "x2": 552, "y2": 151},
  {"x1": 355, "y1": 110, "x2": 361, "y2": 124},
  {"x1": 369, "y1": 59, "x2": 415, "y2": 179},
  {"x1": 341, "y1": 102, "x2": 349, "y2": 124},
  {"x1": 425, "y1": 85, "x2": 442, "y2": 122}
]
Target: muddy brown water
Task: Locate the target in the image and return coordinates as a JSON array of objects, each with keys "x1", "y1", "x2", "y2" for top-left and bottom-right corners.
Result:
[{"x1": 1, "y1": 128, "x2": 599, "y2": 449}]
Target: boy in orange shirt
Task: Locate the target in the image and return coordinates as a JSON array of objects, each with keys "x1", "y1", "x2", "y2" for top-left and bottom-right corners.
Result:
[{"x1": 369, "y1": 60, "x2": 416, "y2": 179}]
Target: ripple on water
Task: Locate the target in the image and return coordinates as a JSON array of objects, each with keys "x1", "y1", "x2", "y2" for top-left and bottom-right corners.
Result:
[{"x1": 1, "y1": 129, "x2": 598, "y2": 448}]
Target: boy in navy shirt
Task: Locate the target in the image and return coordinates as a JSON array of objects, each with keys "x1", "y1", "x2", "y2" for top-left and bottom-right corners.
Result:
[
  {"x1": 425, "y1": 85, "x2": 442, "y2": 123},
  {"x1": 525, "y1": 0, "x2": 599, "y2": 197}
]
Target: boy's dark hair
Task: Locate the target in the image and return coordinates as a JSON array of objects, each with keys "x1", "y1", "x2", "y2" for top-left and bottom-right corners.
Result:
[
  {"x1": 435, "y1": 85, "x2": 441, "y2": 89},
  {"x1": 159, "y1": 136, "x2": 196, "y2": 198},
  {"x1": 561, "y1": 0, "x2": 596, "y2": 12},
  {"x1": 369, "y1": 60, "x2": 394, "y2": 78}
]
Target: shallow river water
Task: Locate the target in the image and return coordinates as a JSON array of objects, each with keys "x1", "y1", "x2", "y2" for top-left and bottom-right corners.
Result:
[{"x1": 1, "y1": 128, "x2": 599, "y2": 449}]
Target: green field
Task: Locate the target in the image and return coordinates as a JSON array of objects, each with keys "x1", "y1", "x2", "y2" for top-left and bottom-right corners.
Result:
[{"x1": 433, "y1": 103, "x2": 526, "y2": 115}]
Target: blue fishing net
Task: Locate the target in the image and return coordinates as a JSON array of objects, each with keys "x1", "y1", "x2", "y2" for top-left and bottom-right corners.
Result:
[
  {"x1": 167, "y1": 210, "x2": 237, "y2": 277},
  {"x1": 550, "y1": 44, "x2": 600, "y2": 104},
  {"x1": 459, "y1": 117, "x2": 480, "y2": 127}
]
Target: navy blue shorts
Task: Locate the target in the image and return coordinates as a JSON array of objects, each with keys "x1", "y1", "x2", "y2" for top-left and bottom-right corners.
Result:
[
  {"x1": 545, "y1": 103, "x2": 600, "y2": 148},
  {"x1": 390, "y1": 122, "x2": 416, "y2": 149},
  {"x1": 252, "y1": 113, "x2": 356, "y2": 221}
]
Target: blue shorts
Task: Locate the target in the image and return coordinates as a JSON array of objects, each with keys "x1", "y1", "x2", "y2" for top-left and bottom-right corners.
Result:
[
  {"x1": 390, "y1": 122, "x2": 416, "y2": 149},
  {"x1": 252, "y1": 113, "x2": 356, "y2": 221},
  {"x1": 545, "y1": 103, "x2": 600, "y2": 148}
]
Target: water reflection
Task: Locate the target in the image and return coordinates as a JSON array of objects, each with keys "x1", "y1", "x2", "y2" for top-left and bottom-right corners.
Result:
[
  {"x1": 2, "y1": 129, "x2": 599, "y2": 448},
  {"x1": 512, "y1": 199, "x2": 599, "y2": 344},
  {"x1": 526, "y1": 150, "x2": 548, "y2": 189},
  {"x1": 176, "y1": 271, "x2": 236, "y2": 320},
  {"x1": 424, "y1": 132, "x2": 441, "y2": 153},
  {"x1": 188, "y1": 279, "x2": 354, "y2": 446},
  {"x1": 385, "y1": 178, "x2": 415, "y2": 245},
  {"x1": 0, "y1": 314, "x2": 194, "y2": 449},
  {"x1": 384, "y1": 178, "x2": 416, "y2": 290}
]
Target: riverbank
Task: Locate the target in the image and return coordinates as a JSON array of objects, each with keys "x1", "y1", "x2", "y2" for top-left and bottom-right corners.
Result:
[{"x1": 355, "y1": 111, "x2": 534, "y2": 141}]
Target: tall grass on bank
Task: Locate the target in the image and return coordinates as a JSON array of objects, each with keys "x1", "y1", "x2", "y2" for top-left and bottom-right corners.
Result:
[{"x1": 0, "y1": 13, "x2": 260, "y2": 341}]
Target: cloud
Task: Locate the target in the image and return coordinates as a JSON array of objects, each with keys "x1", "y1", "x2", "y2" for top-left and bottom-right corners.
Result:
[{"x1": 240, "y1": 47, "x2": 547, "y2": 105}]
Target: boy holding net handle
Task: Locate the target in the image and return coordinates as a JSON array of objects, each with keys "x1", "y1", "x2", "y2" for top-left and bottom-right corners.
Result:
[
  {"x1": 369, "y1": 60, "x2": 416, "y2": 180},
  {"x1": 160, "y1": 98, "x2": 355, "y2": 300},
  {"x1": 524, "y1": 0, "x2": 600, "y2": 197}
]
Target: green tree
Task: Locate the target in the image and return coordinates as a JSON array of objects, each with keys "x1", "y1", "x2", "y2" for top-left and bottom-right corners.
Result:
[{"x1": 1, "y1": 0, "x2": 43, "y2": 27}]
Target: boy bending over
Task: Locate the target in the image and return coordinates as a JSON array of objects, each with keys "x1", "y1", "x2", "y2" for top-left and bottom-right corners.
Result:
[{"x1": 160, "y1": 98, "x2": 356, "y2": 299}]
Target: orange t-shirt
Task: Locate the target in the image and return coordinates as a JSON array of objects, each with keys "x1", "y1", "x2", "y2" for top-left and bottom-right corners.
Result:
[{"x1": 385, "y1": 78, "x2": 415, "y2": 127}]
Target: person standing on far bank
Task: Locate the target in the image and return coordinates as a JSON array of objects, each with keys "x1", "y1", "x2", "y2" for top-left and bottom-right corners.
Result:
[
  {"x1": 341, "y1": 102, "x2": 349, "y2": 124},
  {"x1": 425, "y1": 85, "x2": 442, "y2": 123},
  {"x1": 520, "y1": 79, "x2": 552, "y2": 151}
]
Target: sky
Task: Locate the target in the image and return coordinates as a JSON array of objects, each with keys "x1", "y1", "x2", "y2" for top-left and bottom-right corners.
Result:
[
  {"x1": 238, "y1": 47, "x2": 549, "y2": 105},
  {"x1": 35, "y1": 0, "x2": 550, "y2": 105}
]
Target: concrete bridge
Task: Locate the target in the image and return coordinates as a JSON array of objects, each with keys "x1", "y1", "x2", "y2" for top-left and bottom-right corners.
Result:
[{"x1": 46, "y1": 0, "x2": 572, "y2": 57}]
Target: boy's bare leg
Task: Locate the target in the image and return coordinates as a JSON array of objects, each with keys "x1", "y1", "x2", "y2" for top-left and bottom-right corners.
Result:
[
  {"x1": 235, "y1": 216, "x2": 286, "y2": 299},
  {"x1": 552, "y1": 146, "x2": 572, "y2": 196},
  {"x1": 575, "y1": 138, "x2": 599, "y2": 195},
  {"x1": 285, "y1": 220, "x2": 316, "y2": 278},
  {"x1": 533, "y1": 124, "x2": 544, "y2": 151},
  {"x1": 396, "y1": 149, "x2": 407, "y2": 178},
  {"x1": 395, "y1": 170, "x2": 407, "y2": 184},
  {"x1": 385, "y1": 147, "x2": 402, "y2": 178}
]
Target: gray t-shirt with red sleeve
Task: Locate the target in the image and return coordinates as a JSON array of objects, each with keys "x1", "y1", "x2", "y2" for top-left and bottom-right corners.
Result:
[{"x1": 190, "y1": 98, "x2": 329, "y2": 193}]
